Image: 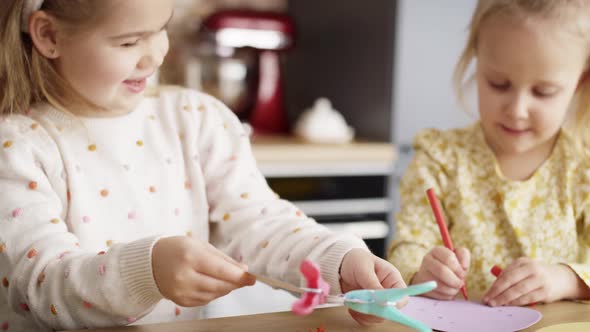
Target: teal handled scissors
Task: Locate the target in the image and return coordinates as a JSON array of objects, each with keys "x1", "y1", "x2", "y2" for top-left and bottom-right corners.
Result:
[
  {"x1": 333, "y1": 281, "x2": 437, "y2": 332},
  {"x1": 255, "y1": 273, "x2": 437, "y2": 332}
]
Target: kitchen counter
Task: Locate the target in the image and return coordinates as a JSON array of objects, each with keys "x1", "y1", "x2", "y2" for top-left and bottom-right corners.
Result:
[{"x1": 250, "y1": 135, "x2": 397, "y2": 177}]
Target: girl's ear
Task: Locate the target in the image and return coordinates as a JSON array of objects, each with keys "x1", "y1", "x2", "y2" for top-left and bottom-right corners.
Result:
[{"x1": 28, "y1": 11, "x2": 60, "y2": 59}]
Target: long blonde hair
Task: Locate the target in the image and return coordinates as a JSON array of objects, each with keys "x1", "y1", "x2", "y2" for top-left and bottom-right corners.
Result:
[
  {"x1": 0, "y1": 0, "x2": 112, "y2": 115},
  {"x1": 453, "y1": 0, "x2": 590, "y2": 149}
]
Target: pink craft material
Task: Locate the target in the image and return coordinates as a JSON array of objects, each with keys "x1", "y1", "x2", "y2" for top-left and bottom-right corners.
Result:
[
  {"x1": 401, "y1": 297, "x2": 542, "y2": 332},
  {"x1": 291, "y1": 260, "x2": 330, "y2": 315}
]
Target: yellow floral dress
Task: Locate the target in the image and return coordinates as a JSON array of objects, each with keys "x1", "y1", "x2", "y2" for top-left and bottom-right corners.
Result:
[{"x1": 388, "y1": 123, "x2": 590, "y2": 298}]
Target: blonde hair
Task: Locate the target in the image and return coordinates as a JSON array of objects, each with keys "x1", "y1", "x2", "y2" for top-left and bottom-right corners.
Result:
[
  {"x1": 453, "y1": 0, "x2": 590, "y2": 149},
  {"x1": 0, "y1": 0, "x2": 112, "y2": 115}
]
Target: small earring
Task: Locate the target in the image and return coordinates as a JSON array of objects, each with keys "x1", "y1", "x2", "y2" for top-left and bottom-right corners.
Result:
[{"x1": 48, "y1": 49, "x2": 56, "y2": 57}]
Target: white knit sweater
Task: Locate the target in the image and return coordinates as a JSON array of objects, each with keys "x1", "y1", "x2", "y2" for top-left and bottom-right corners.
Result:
[{"x1": 0, "y1": 87, "x2": 367, "y2": 331}]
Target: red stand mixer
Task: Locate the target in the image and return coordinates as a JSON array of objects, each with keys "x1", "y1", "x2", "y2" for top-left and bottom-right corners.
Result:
[{"x1": 199, "y1": 11, "x2": 294, "y2": 134}]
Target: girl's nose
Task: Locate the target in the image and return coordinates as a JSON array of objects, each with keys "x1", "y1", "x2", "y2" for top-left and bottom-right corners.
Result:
[
  {"x1": 504, "y1": 93, "x2": 529, "y2": 120},
  {"x1": 138, "y1": 34, "x2": 169, "y2": 70}
]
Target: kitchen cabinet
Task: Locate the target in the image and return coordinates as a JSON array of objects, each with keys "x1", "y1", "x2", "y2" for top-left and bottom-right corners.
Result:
[{"x1": 252, "y1": 136, "x2": 397, "y2": 256}]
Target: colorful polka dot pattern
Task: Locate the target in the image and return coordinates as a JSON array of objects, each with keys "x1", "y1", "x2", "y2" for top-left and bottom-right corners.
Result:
[
  {"x1": 27, "y1": 249, "x2": 37, "y2": 259},
  {"x1": 37, "y1": 272, "x2": 46, "y2": 285},
  {"x1": 0, "y1": 89, "x2": 363, "y2": 330},
  {"x1": 11, "y1": 208, "x2": 23, "y2": 218},
  {"x1": 389, "y1": 124, "x2": 590, "y2": 295}
]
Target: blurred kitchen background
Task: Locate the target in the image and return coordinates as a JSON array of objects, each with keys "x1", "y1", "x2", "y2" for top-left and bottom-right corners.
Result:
[{"x1": 160, "y1": 0, "x2": 477, "y2": 318}]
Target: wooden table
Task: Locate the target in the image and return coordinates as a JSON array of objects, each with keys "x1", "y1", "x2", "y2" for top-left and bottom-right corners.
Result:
[{"x1": 72, "y1": 301, "x2": 590, "y2": 332}]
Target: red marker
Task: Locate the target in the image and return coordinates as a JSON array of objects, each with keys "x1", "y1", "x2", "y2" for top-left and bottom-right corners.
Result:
[
  {"x1": 491, "y1": 265, "x2": 503, "y2": 277},
  {"x1": 426, "y1": 188, "x2": 469, "y2": 300},
  {"x1": 490, "y1": 265, "x2": 536, "y2": 307}
]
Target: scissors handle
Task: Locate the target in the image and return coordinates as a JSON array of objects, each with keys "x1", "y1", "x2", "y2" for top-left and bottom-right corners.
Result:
[
  {"x1": 342, "y1": 281, "x2": 437, "y2": 332},
  {"x1": 343, "y1": 281, "x2": 437, "y2": 303},
  {"x1": 255, "y1": 271, "x2": 437, "y2": 332}
]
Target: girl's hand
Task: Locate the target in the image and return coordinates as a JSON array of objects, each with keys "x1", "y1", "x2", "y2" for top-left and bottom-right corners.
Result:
[
  {"x1": 152, "y1": 236, "x2": 256, "y2": 307},
  {"x1": 412, "y1": 246, "x2": 470, "y2": 300},
  {"x1": 339, "y1": 248, "x2": 407, "y2": 326},
  {"x1": 483, "y1": 258, "x2": 582, "y2": 307}
]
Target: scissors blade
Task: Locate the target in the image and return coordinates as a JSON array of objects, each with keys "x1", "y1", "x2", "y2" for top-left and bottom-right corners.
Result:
[{"x1": 252, "y1": 273, "x2": 321, "y2": 296}]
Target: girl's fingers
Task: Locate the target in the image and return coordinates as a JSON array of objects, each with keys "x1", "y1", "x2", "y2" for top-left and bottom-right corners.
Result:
[
  {"x1": 197, "y1": 250, "x2": 255, "y2": 286},
  {"x1": 425, "y1": 256, "x2": 463, "y2": 288},
  {"x1": 431, "y1": 248, "x2": 465, "y2": 280},
  {"x1": 375, "y1": 258, "x2": 407, "y2": 289},
  {"x1": 454, "y1": 248, "x2": 471, "y2": 271},
  {"x1": 425, "y1": 289, "x2": 456, "y2": 301},
  {"x1": 166, "y1": 271, "x2": 241, "y2": 307},
  {"x1": 205, "y1": 242, "x2": 248, "y2": 269},
  {"x1": 430, "y1": 284, "x2": 460, "y2": 297},
  {"x1": 191, "y1": 271, "x2": 244, "y2": 299},
  {"x1": 486, "y1": 273, "x2": 539, "y2": 306},
  {"x1": 484, "y1": 263, "x2": 532, "y2": 302},
  {"x1": 506, "y1": 286, "x2": 544, "y2": 307},
  {"x1": 348, "y1": 309, "x2": 385, "y2": 326}
]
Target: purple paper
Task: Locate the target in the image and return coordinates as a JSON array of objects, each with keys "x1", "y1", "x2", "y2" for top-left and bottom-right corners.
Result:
[{"x1": 400, "y1": 297, "x2": 542, "y2": 332}]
